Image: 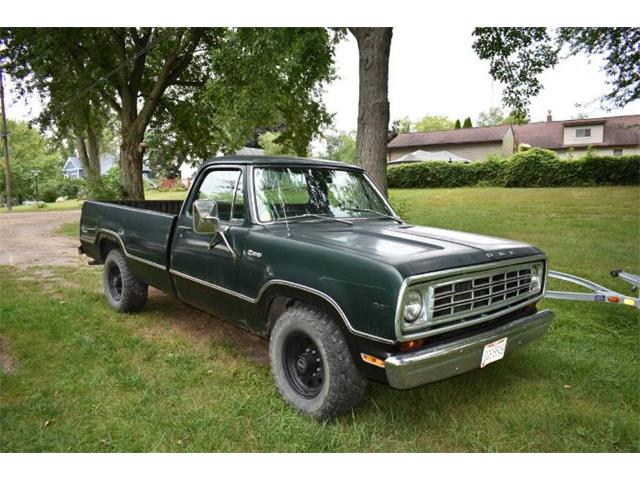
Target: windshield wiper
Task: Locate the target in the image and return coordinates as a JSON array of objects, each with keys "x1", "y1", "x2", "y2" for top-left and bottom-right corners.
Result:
[
  {"x1": 287, "y1": 213, "x2": 353, "y2": 226},
  {"x1": 342, "y1": 207, "x2": 403, "y2": 224}
]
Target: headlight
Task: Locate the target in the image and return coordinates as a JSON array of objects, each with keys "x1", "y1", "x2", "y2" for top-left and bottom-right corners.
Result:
[
  {"x1": 403, "y1": 290, "x2": 423, "y2": 323},
  {"x1": 530, "y1": 264, "x2": 542, "y2": 293}
]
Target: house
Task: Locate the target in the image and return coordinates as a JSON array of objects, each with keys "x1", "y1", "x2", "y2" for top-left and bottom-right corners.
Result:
[
  {"x1": 387, "y1": 114, "x2": 640, "y2": 162},
  {"x1": 61, "y1": 157, "x2": 84, "y2": 178},
  {"x1": 62, "y1": 154, "x2": 151, "y2": 178},
  {"x1": 388, "y1": 125, "x2": 515, "y2": 162},
  {"x1": 179, "y1": 147, "x2": 265, "y2": 187}
]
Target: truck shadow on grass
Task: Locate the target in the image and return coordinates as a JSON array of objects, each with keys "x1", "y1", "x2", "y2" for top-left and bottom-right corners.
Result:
[
  {"x1": 140, "y1": 285, "x2": 547, "y2": 423},
  {"x1": 141, "y1": 288, "x2": 270, "y2": 366}
]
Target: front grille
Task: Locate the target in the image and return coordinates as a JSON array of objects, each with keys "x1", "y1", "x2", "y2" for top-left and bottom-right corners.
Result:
[{"x1": 430, "y1": 265, "x2": 535, "y2": 324}]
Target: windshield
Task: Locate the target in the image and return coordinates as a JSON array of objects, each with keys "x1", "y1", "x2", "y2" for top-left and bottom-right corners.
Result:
[{"x1": 253, "y1": 167, "x2": 395, "y2": 223}]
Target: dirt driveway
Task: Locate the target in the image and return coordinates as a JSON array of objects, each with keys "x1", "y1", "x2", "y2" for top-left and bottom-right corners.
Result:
[
  {"x1": 0, "y1": 209, "x2": 268, "y2": 363},
  {"x1": 0, "y1": 210, "x2": 82, "y2": 266}
]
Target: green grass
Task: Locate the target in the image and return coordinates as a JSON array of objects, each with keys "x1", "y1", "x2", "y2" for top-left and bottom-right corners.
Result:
[
  {"x1": 0, "y1": 190, "x2": 187, "y2": 214},
  {"x1": 54, "y1": 222, "x2": 80, "y2": 238},
  {"x1": 0, "y1": 198, "x2": 84, "y2": 214},
  {"x1": 1, "y1": 186, "x2": 638, "y2": 452}
]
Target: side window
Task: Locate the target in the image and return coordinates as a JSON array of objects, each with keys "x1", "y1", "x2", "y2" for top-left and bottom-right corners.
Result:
[{"x1": 196, "y1": 169, "x2": 242, "y2": 222}]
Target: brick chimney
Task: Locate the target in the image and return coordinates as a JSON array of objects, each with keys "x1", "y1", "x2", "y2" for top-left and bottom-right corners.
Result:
[{"x1": 546, "y1": 110, "x2": 553, "y2": 122}]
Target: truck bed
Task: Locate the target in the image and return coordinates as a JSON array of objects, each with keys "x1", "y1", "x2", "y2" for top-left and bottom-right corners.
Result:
[{"x1": 79, "y1": 199, "x2": 182, "y2": 292}]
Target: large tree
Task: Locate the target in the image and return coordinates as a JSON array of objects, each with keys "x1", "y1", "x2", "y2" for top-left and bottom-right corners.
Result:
[
  {"x1": 472, "y1": 27, "x2": 640, "y2": 118},
  {"x1": 348, "y1": 28, "x2": 392, "y2": 196},
  {"x1": 1, "y1": 28, "x2": 339, "y2": 199}
]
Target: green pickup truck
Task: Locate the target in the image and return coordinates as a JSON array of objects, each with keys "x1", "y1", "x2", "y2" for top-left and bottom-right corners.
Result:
[{"x1": 79, "y1": 155, "x2": 552, "y2": 419}]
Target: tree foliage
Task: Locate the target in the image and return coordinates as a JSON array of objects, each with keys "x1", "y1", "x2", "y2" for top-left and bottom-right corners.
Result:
[
  {"x1": 1, "y1": 28, "x2": 340, "y2": 199},
  {"x1": 323, "y1": 131, "x2": 357, "y2": 163},
  {"x1": 413, "y1": 115, "x2": 455, "y2": 132},
  {"x1": 0, "y1": 120, "x2": 62, "y2": 200},
  {"x1": 476, "y1": 106, "x2": 505, "y2": 127},
  {"x1": 462, "y1": 117, "x2": 473, "y2": 128},
  {"x1": 472, "y1": 27, "x2": 640, "y2": 117},
  {"x1": 454, "y1": 119, "x2": 461, "y2": 129}
]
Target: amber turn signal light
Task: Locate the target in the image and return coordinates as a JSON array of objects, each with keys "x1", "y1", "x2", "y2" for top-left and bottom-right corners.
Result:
[
  {"x1": 360, "y1": 353, "x2": 385, "y2": 368},
  {"x1": 399, "y1": 339, "x2": 424, "y2": 351}
]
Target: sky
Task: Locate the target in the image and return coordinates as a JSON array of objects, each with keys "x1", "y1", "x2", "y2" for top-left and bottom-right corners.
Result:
[
  {"x1": 4, "y1": 26, "x2": 639, "y2": 135},
  {"x1": 324, "y1": 27, "x2": 639, "y2": 132}
]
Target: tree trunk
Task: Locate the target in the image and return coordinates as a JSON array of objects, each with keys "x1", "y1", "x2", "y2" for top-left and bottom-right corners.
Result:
[
  {"x1": 349, "y1": 28, "x2": 392, "y2": 197},
  {"x1": 120, "y1": 131, "x2": 145, "y2": 200},
  {"x1": 86, "y1": 123, "x2": 102, "y2": 175},
  {"x1": 75, "y1": 133, "x2": 101, "y2": 180}
]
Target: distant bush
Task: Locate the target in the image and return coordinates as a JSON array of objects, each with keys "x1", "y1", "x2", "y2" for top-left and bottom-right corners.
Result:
[
  {"x1": 388, "y1": 149, "x2": 640, "y2": 189},
  {"x1": 83, "y1": 167, "x2": 125, "y2": 200},
  {"x1": 39, "y1": 177, "x2": 85, "y2": 202}
]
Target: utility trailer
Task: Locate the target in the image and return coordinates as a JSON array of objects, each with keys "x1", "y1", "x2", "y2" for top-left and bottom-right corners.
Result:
[{"x1": 546, "y1": 269, "x2": 639, "y2": 309}]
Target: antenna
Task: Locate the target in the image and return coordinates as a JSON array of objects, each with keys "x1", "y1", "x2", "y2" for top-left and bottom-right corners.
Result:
[{"x1": 275, "y1": 173, "x2": 291, "y2": 238}]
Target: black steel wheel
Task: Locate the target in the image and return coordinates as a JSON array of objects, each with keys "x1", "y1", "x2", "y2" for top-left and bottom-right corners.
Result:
[
  {"x1": 283, "y1": 332, "x2": 324, "y2": 399},
  {"x1": 269, "y1": 304, "x2": 367, "y2": 420},
  {"x1": 103, "y1": 248, "x2": 148, "y2": 313},
  {"x1": 107, "y1": 263, "x2": 123, "y2": 301}
]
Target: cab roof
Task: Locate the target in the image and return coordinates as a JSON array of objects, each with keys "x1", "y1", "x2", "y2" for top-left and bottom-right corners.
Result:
[{"x1": 202, "y1": 155, "x2": 364, "y2": 171}]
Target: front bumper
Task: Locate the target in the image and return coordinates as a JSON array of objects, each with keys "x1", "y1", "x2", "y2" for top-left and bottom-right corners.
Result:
[{"x1": 385, "y1": 309, "x2": 553, "y2": 389}]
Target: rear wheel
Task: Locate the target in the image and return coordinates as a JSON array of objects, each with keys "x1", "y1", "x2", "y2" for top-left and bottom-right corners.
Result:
[
  {"x1": 269, "y1": 304, "x2": 367, "y2": 420},
  {"x1": 103, "y1": 249, "x2": 148, "y2": 313}
]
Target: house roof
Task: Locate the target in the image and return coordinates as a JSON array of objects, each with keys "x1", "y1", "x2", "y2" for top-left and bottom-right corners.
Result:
[
  {"x1": 387, "y1": 114, "x2": 640, "y2": 151},
  {"x1": 388, "y1": 125, "x2": 510, "y2": 149},
  {"x1": 388, "y1": 149, "x2": 469, "y2": 164},
  {"x1": 514, "y1": 114, "x2": 640, "y2": 149},
  {"x1": 62, "y1": 156, "x2": 82, "y2": 171}
]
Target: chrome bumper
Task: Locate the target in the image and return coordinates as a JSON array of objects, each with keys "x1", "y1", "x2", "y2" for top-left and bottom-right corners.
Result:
[{"x1": 385, "y1": 309, "x2": 553, "y2": 389}]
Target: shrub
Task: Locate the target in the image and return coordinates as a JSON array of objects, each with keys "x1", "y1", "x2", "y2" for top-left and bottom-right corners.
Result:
[
  {"x1": 85, "y1": 167, "x2": 125, "y2": 200},
  {"x1": 503, "y1": 148, "x2": 564, "y2": 187},
  {"x1": 39, "y1": 180, "x2": 60, "y2": 203},
  {"x1": 387, "y1": 149, "x2": 640, "y2": 189}
]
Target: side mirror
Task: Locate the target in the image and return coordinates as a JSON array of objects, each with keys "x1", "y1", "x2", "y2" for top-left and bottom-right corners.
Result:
[{"x1": 193, "y1": 199, "x2": 220, "y2": 235}]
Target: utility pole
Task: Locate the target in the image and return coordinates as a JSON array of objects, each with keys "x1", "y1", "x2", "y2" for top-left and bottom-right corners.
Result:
[{"x1": 0, "y1": 68, "x2": 12, "y2": 211}]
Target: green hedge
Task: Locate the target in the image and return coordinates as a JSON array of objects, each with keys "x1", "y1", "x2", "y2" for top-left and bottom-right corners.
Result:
[{"x1": 387, "y1": 148, "x2": 640, "y2": 188}]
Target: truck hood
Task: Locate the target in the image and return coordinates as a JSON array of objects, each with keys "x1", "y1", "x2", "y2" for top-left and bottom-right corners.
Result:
[{"x1": 273, "y1": 220, "x2": 542, "y2": 277}]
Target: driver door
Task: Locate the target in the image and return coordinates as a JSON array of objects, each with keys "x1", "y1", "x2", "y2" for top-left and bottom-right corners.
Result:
[{"x1": 170, "y1": 166, "x2": 249, "y2": 321}]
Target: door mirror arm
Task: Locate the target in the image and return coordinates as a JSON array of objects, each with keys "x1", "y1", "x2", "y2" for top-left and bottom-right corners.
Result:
[{"x1": 193, "y1": 199, "x2": 237, "y2": 259}]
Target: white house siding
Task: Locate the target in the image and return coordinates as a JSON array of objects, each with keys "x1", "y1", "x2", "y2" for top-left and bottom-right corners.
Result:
[
  {"x1": 556, "y1": 145, "x2": 640, "y2": 158},
  {"x1": 388, "y1": 142, "x2": 504, "y2": 162},
  {"x1": 563, "y1": 124, "x2": 605, "y2": 146}
]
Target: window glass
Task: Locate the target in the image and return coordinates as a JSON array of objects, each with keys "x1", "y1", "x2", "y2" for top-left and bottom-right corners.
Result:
[
  {"x1": 253, "y1": 167, "x2": 391, "y2": 223},
  {"x1": 196, "y1": 169, "x2": 241, "y2": 222},
  {"x1": 576, "y1": 128, "x2": 591, "y2": 138}
]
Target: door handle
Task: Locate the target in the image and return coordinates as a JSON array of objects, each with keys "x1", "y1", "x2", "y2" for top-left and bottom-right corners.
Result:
[{"x1": 176, "y1": 225, "x2": 190, "y2": 238}]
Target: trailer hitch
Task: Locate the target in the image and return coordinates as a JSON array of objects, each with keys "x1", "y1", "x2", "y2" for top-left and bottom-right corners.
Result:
[{"x1": 545, "y1": 269, "x2": 639, "y2": 309}]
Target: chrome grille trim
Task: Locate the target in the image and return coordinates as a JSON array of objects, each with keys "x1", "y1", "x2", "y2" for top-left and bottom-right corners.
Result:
[
  {"x1": 428, "y1": 264, "x2": 537, "y2": 324},
  {"x1": 394, "y1": 254, "x2": 548, "y2": 342}
]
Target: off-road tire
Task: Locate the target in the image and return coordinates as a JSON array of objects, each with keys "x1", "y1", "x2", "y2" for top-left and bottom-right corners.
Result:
[
  {"x1": 103, "y1": 249, "x2": 148, "y2": 313},
  {"x1": 269, "y1": 304, "x2": 367, "y2": 420}
]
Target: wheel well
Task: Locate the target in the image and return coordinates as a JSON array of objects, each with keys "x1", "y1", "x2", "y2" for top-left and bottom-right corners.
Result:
[
  {"x1": 99, "y1": 237, "x2": 121, "y2": 262},
  {"x1": 263, "y1": 288, "x2": 348, "y2": 338}
]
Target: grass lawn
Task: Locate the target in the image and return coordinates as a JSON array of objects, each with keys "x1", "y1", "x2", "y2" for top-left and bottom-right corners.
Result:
[
  {"x1": 0, "y1": 190, "x2": 187, "y2": 215},
  {"x1": 1, "y1": 186, "x2": 638, "y2": 452}
]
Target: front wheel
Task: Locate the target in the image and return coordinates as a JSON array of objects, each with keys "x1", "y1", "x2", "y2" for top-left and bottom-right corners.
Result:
[
  {"x1": 103, "y1": 249, "x2": 148, "y2": 313},
  {"x1": 269, "y1": 304, "x2": 367, "y2": 420}
]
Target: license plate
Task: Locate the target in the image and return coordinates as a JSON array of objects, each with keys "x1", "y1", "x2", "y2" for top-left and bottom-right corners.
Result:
[{"x1": 481, "y1": 337, "x2": 508, "y2": 368}]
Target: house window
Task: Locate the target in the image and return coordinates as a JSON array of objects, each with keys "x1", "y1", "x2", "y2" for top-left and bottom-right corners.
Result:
[
  {"x1": 575, "y1": 128, "x2": 591, "y2": 138},
  {"x1": 613, "y1": 148, "x2": 623, "y2": 156}
]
